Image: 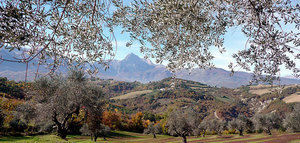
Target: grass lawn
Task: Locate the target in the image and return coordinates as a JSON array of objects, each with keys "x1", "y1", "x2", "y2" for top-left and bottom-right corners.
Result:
[{"x1": 0, "y1": 131, "x2": 299, "y2": 143}]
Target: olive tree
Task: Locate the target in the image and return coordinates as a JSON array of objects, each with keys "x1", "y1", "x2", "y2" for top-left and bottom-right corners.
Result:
[
  {"x1": 229, "y1": 115, "x2": 248, "y2": 136},
  {"x1": 253, "y1": 112, "x2": 282, "y2": 135},
  {"x1": 0, "y1": 0, "x2": 115, "y2": 80},
  {"x1": 113, "y1": 0, "x2": 299, "y2": 82},
  {"x1": 144, "y1": 123, "x2": 163, "y2": 138},
  {"x1": 2, "y1": 0, "x2": 299, "y2": 83},
  {"x1": 284, "y1": 103, "x2": 300, "y2": 132},
  {"x1": 166, "y1": 108, "x2": 200, "y2": 143},
  {"x1": 193, "y1": 120, "x2": 209, "y2": 137},
  {"x1": 1, "y1": 0, "x2": 299, "y2": 83},
  {"x1": 28, "y1": 70, "x2": 104, "y2": 139},
  {"x1": 81, "y1": 123, "x2": 110, "y2": 142},
  {"x1": 207, "y1": 119, "x2": 226, "y2": 136}
]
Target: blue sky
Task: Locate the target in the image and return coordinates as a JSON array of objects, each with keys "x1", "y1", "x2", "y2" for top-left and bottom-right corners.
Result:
[{"x1": 110, "y1": 25, "x2": 298, "y2": 77}]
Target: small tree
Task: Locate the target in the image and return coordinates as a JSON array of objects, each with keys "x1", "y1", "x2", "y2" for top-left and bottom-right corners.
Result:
[
  {"x1": 229, "y1": 115, "x2": 248, "y2": 136},
  {"x1": 80, "y1": 85, "x2": 107, "y2": 142},
  {"x1": 102, "y1": 109, "x2": 123, "y2": 130},
  {"x1": 253, "y1": 113, "x2": 282, "y2": 135},
  {"x1": 193, "y1": 120, "x2": 208, "y2": 137},
  {"x1": 128, "y1": 112, "x2": 146, "y2": 133},
  {"x1": 284, "y1": 104, "x2": 300, "y2": 132},
  {"x1": 144, "y1": 123, "x2": 163, "y2": 138},
  {"x1": 81, "y1": 123, "x2": 110, "y2": 142},
  {"x1": 207, "y1": 119, "x2": 225, "y2": 136},
  {"x1": 166, "y1": 108, "x2": 199, "y2": 143}
]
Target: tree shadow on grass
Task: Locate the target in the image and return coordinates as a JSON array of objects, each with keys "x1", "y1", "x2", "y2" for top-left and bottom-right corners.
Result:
[
  {"x1": 0, "y1": 136, "x2": 34, "y2": 142},
  {"x1": 106, "y1": 131, "x2": 139, "y2": 138},
  {"x1": 70, "y1": 131, "x2": 139, "y2": 141},
  {"x1": 220, "y1": 135, "x2": 234, "y2": 139}
]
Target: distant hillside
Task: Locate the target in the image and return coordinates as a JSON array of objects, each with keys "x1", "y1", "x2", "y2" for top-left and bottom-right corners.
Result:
[
  {"x1": 108, "y1": 78, "x2": 299, "y2": 121},
  {"x1": 110, "y1": 90, "x2": 153, "y2": 100},
  {"x1": 1, "y1": 51, "x2": 299, "y2": 88}
]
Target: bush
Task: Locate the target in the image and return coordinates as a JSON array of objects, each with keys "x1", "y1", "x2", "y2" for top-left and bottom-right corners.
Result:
[
  {"x1": 9, "y1": 117, "x2": 27, "y2": 134},
  {"x1": 128, "y1": 112, "x2": 147, "y2": 133}
]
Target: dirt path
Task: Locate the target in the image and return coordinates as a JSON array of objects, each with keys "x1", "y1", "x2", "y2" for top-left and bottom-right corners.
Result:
[
  {"x1": 263, "y1": 134, "x2": 300, "y2": 143},
  {"x1": 189, "y1": 135, "x2": 248, "y2": 143},
  {"x1": 228, "y1": 133, "x2": 300, "y2": 143},
  {"x1": 97, "y1": 133, "x2": 300, "y2": 143}
]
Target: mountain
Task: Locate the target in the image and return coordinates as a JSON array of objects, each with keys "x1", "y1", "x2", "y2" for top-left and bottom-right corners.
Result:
[
  {"x1": 96, "y1": 53, "x2": 172, "y2": 82},
  {"x1": 0, "y1": 51, "x2": 299, "y2": 88}
]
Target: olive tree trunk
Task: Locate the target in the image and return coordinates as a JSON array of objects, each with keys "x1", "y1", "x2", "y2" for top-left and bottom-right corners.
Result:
[{"x1": 182, "y1": 135, "x2": 187, "y2": 143}]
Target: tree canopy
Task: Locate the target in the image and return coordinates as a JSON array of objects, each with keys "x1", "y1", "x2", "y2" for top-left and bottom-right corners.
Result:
[
  {"x1": 113, "y1": 0, "x2": 299, "y2": 82},
  {"x1": 1, "y1": 0, "x2": 299, "y2": 82},
  {"x1": 0, "y1": 0, "x2": 115, "y2": 75},
  {"x1": 27, "y1": 70, "x2": 105, "y2": 139}
]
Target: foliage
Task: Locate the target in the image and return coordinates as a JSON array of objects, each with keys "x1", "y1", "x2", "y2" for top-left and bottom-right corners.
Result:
[
  {"x1": 193, "y1": 120, "x2": 208, "y2": 137},
  {"x1": 253, "y1": 112, "x2": 282, "y2": 135},
  {"x1": 0, "y1": 109, "x2": 5, "y2": 129},
  {"x1": 166, "y1": 108, "x2": 199, "y2": 143},
  {"x1": 143, "y1": 112, "x2": 163, "y2": 123},
  {"x1": 27, "y1": 70, "x2": 105, "y2": 139},
  {"x1": 0, "y1": 76, "x2": 299, "y2": 138},
  {"x1": 66, "y1": 111, "x2": 85, "y2": 135},
  {"x1": 102, "y1": 109, "x2": 124, "y2": 130},
  {"x1": 284, "y1": 103, "x2": 300, "y2": 132},
  {"x1": 0, "y1": 77, "x2": 26, "y2": 99},
  {"x1": 206, "y1": 119, "x2": 226, "y2": 136},
  {"x1": 8, "y1": 117, "x2": 27, "y2": 134},
  {"x1": 127, "y1": 112, "x2": 147, "y2": 133},
  {"x1": 0, "y1": 96, "x2": 23, "y2": 131},
  {"x1": 143, "y1": 122, "x2": 163, "y2": 138},
  {"x1": 113, "y1": 0, "x2": 299, "y2": 81},
  {"x1": 81, "y1": 122, "x2": 110, "y2": 142},
  {"x1": 0, "y1": 0, "x2": 115, "y2": 75},
  {"x1": 217, "y1": 102, "x2": 253, "y2": 121},
  {"x1": 228, "y1": 114, "x2": 249, "y2": 136}
]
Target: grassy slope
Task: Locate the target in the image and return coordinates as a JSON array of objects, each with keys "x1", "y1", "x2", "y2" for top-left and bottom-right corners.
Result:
[
  {"x1": 110, "y1": 90, "x2": 153, "y2": 100},
  {"x1": 1, "y1": 131, "x2": 299, "y2": 143}
]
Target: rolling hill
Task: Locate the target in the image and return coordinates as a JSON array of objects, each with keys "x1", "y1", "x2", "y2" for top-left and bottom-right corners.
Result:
[{"x1": 107, "y1": 78, "x2": 299, "y2": 121}]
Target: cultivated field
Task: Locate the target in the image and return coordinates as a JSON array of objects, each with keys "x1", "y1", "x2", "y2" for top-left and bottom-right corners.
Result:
[
  {"x1": 110, "y1": 90, "x2": 153, "y2": 100},
  {"x1": 1, "y1": 131, "x2": 299, "y2": 143},
  {"x1": 283, "y1": 92, "x2": 300, "y2": 103},
  {"x1": 249, "y1": 84, "x2": 298, "y2": 95}
]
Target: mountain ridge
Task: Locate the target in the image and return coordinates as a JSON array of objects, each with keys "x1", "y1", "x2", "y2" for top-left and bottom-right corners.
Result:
[{"x1": 0, "y1": 51, "x2": 299, "y2": 88}]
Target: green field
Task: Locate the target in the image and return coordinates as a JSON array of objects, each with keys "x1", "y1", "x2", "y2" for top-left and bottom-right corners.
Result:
[
  {"x1": 1, "y1": 131, "x2": 299, "y2": 143},
  {"x1": 110, "y1": 90, "x2": 153, "y2": 100}
]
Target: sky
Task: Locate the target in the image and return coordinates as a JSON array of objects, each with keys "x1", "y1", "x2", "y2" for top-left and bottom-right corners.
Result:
[{"x1": 109, "y1": 25, "x2": 298, "y2": 77}]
